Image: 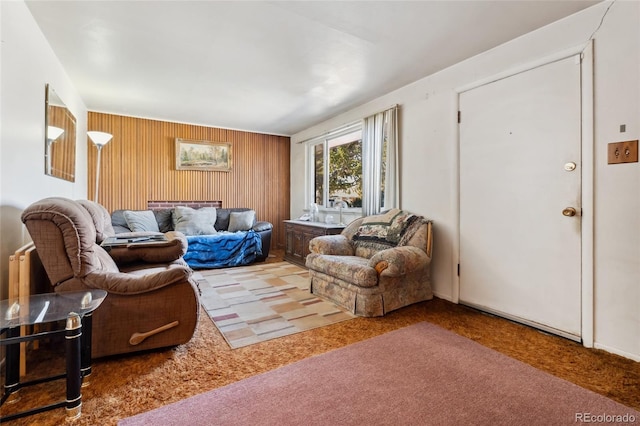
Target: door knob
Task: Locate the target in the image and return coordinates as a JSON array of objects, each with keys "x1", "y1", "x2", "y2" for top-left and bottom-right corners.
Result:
[{"x1": 562, "y1": 207, "x2": 577, "y2": 217}]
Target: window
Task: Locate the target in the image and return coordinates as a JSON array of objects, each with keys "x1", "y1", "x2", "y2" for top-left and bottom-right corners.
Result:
[
  {"x1": 307, "y1": 106, "x2": 397, "y2": 214},
  {"x1": 309, "y1": 127, "x2": 362, "y2": 209}
]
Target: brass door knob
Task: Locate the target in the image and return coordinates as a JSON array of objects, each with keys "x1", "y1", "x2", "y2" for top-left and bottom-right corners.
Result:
[{"x1": 562, "y1": 207, "x2": 577, "y2": 217}]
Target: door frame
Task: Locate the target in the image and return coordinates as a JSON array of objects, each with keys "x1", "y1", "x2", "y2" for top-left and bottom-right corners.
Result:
[{"x1": 451, "y1": 42, "x2": 594, "y2": 347}]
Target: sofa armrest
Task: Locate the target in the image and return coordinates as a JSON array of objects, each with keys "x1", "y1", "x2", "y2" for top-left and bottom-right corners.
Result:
[
  {"x1": 368, "y1": 246, "x2": 430, "y2": 277},
  {"x1": 308, "y1": 235, "x2": 354, "y2": 256},
  {"x1": 106, "y1": 231, "x2": 188, "y2": 265},
  {"x1": 84, "y1": 265, "x2": 192, "y2": 295},
  {"x1": 252, "y1": 221, "x2": 273, "y2": 233}
]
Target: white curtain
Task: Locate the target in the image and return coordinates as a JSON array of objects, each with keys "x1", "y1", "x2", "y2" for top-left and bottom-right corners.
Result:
[{"x1": 361, "y1": 106, "x2": 398, "y2": 216}]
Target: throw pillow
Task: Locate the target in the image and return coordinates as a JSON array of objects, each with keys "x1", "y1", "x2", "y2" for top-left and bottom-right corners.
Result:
[
  {"x1": 228, "y1": 210, "x2": 255, "y2": 232},
  {"x1": 173, "y1": 206, "x2": 217, "y2": 235},
  {"x1": 214, "y1": 209, "x2": 231, "y2": 231},
  {"x1": 111, "y1": 210, "x2": 129, "y2": 228},
  {"x1": 153, "y1": 209, "x2": 173, "y2": 233},
  {"x1": 123, "y1": 210, "x2": 160, "y2": 233}
]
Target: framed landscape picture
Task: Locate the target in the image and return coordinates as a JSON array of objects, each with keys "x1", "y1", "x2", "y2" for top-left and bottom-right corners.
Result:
[{"x1": 175, "y1": 138, "x2": 232, "y2": 171}]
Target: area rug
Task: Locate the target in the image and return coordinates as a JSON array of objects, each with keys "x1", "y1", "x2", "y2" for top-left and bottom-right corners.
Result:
[
  {"x1": 193, "y1": 261, "x2": 355, "y2": 348},
  {"x1": 119, "y1": 322, "x2": 639, "y2": 426}
]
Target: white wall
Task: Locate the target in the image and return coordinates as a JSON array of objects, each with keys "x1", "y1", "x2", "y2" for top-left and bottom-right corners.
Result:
[
  {"x1": 291, "y1": 2, "x2": 640, "y2": 360},
  {"x1": 590, "y1": 2, "x2": 640, "y2": 360},
  {"x1": 0, "y1": 1, "x2": 88, "y2": 298}
]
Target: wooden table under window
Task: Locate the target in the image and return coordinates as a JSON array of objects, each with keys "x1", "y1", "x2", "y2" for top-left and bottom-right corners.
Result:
[{"x1": 283, "y1": 220, "x2": 345, "y2": 267}]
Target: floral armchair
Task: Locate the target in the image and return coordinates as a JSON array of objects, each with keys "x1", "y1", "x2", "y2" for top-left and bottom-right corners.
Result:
[{"x1": 305, "y1": 209, "x2": 433, "y2": 317}]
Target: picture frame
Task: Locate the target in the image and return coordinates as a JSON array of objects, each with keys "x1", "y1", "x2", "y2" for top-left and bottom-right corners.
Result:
[{"x1": 175, "y1": 138, "x2": 232, "y2": 172}]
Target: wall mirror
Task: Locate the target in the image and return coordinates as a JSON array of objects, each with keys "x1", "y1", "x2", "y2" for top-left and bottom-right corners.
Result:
[{"x1": 45, "y1": 84, "x2": 76, "y2": 181}]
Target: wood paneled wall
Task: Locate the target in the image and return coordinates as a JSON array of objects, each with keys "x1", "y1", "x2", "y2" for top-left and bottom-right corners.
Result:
[{"x1": 87, "y1": 112, "x2": 290, "y2": 249}]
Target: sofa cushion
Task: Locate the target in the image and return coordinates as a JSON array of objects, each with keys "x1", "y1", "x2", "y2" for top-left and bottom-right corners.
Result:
[
  {"x1": 111, "y1": 210, "x2": 129, "y2": 229},
  {"x1": 213, "y1": 209, "x2": 231, "y2": 231},
  {"x1": 173, "y1": 206, "x2": 217, "y2": 235},
  {"x1": 306, "y1": 254, "x2": 378, "y2": 288},
  {"x1": 228, "y1": 210, "x2": 255, "y2": 232},
  {"x1": 213, "y1": 208, "x2": 249, "y2": 231},
  {"x1": 153, "y1": 209, "x2": 174, "y2": 233},
  {"x1": 124, "y1": 210, "x2": 160, "y2": 233}
]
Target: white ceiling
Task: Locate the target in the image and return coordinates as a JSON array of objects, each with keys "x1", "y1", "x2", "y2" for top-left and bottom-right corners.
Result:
[{"x1": 26, "y1": 1, "x2": 598, "y2": 136}]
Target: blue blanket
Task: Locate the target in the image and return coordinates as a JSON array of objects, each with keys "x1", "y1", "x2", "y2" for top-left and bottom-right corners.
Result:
[{"x1": 184, "y1": 230, "x2": 262, "y2": 269}]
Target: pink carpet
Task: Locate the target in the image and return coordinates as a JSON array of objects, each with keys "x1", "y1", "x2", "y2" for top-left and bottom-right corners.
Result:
[{"x1": 119, "y1": 322, "x2": 639, "y2": 425}]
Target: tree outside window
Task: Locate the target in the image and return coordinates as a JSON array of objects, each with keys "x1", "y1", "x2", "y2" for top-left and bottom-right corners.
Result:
[
  {"x1": 312, "y1": 129, "x2": 363, "y2": 208},
  {"x1": 328, "y1": 137, "x2": 362, "y2": 207},
  {"x1": 313, "y1": 144, "x2": 324, "y2": 206}
]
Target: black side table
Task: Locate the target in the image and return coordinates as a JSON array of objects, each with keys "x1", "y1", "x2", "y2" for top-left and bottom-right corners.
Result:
[{"x1": 0, "y1": 289, "x2": 107, "y2": 422}]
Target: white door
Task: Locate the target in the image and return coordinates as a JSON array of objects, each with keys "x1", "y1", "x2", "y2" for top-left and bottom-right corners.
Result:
[{"x1": 459, "y1": 55, "x2": 582, "y2": 339}]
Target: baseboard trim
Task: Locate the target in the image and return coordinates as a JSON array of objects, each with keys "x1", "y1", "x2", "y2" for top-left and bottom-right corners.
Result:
[
  {"x1": 594, "y1": 342, "x2": 640, "y2": 362},
  {"x1": 432, "y1": 291, "x2": 454, "y2": 302},
  {"x1": 460, "y1": 301, "x2": 582, "y2": 343}
]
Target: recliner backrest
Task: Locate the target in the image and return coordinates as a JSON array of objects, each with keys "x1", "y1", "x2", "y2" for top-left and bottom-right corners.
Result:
[
  {"x1": 21, "y1": 197, "x2": 119, "y2": 288},
  {"x1": 77, "y1": 199, "x2": 116, "y2": 243}
]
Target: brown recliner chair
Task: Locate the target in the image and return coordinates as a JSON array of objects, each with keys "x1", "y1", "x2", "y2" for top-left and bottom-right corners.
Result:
[{"x1": 21, "y1": 197, "x2": 200, "y2": 358}]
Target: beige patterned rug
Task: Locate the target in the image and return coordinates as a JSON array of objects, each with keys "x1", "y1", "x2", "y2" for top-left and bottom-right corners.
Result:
[{"x1": 193, "y1": 262, "x2": 355, "y2": 348}]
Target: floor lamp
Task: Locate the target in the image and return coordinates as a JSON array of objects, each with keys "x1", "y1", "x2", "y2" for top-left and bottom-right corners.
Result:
[{"x1": 87, "y1": 131, "x2": 113, "y2": 203}]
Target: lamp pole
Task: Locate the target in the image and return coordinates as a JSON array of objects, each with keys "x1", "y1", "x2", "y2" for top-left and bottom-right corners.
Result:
[
  {"x1": 94, "y1": 144, "x2": 104, "y2": 203},
  {"x1": 87, "y1": 131, "x2": 113, "y2": 203}
]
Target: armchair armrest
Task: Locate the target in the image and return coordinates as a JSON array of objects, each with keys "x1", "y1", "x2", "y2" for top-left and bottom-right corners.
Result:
[
  {"x1": 368, "y1": 246, "x2": 430, "y2": 277},
  {"x1": 308, "y1": 235, "x2": 354, "y2": 256},
  {"x1": 84, "y1": 265, "x2": 191, "y2": 295}
]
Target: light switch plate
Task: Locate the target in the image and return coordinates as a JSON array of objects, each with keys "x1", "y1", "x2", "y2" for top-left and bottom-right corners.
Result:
[{"x1": 608, "y1": 140, "x2": 638, "y2": 164}]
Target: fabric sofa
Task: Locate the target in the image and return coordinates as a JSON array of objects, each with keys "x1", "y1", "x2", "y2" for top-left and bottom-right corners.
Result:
[
  {"x1": 21, "y1": 197, "x2": 200, "y2": 358},
  {"x1": 306, "y1": 209, "x2": 433, "y2": 317},
  {"x1": 111, "y1": 206, "x2": 273, "y2": 268}
]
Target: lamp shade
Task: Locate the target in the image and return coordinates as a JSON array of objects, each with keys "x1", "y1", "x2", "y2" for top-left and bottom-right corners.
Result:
[
  {"x1": 87, "y1": 131, "x2": 113, "y2": 147},
  {"x1": 47, "y1": 126, "x2": 64, "y2": 142}
]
